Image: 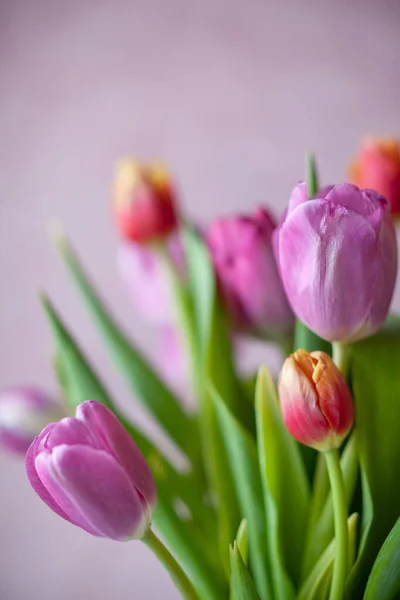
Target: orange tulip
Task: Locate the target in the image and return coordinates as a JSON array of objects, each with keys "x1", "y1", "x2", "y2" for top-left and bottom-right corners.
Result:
[{"x1": 349, "y1": 137, "x2": 400, "y2": 216}]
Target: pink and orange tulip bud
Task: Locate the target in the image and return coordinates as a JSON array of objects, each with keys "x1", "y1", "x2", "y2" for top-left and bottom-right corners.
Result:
[
  {"x1": 278, "y1": 350, "x2": 354, "y2": 451},
  {"x1": 349, "y1": 137, "x2": 400, "y2": 216},
  {"x1": 112, "y1": 159, "x2": 178, "y2": 244},
  {"x1": 26, "y1": 401, "x2": 156, "y2": 541}
]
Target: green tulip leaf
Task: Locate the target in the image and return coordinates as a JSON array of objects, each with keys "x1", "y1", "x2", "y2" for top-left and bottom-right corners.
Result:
[
  {"x1": 306, "y1": 151, "x2": 319, "y2": 197},
  {"x1": 236, "y1": 519, "x2": 249, "y2": 566},
  {"x1": 230, "y1": 543, "x2": 261, "y2": 600},
  {"x1": 298, "y1": 513, "x2": 359, "y2": 600},
  {"x1": 346, "y1": 326, "x2": 400, "y2": 598},
  {"x1": 363, "y1": 518, "x2": 400, "y2": 600},
  {"x1": 182, "y1": 226, "x2": 244, "y2": 571},
  {"x1": 255, "y1": 367, "x2": 309, "y2": 598},
  {"x1": 210, "y1": 386, "x2": 273, "y2": 600},
  {"x1": 183, "y1": 226, "x2": 249, "y2": 427},
  {"x1": 52, "y1": 230, "x2": 198, "y2": 461}
]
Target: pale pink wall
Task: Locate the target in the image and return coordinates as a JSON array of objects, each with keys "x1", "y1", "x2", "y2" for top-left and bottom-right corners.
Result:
[{"x1": 1, "y1": 0, "x2": 400, "y2": 598}]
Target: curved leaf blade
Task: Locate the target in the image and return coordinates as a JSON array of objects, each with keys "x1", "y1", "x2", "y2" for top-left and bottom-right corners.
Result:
[
  {"x1": 230, "y1": 543, "x2": 261, "y2": 600},
  {"x1": 363, "y1": 518, "x2": 400, "y2": 600},
  {"x1": 210, "y1": 386, "x2": 273, "y2": 600},
  {"x1": 255, "y1": 367, "x2": 309, "y2": 597},
  {"x1": 346, "y1": 328, "x2": 400, "y2": 598}
]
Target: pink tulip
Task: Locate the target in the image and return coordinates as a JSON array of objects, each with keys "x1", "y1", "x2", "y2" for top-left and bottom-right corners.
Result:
[
  {"x1": 0, "y1": 386, "x2": 65, "y2": 455},
  {"x1": 279, "y1": 350, "x2": 354, "y2": 451},
  {"x1": 274, "y1": 183, "x2": 397, "y2": 342},
  {"x1": 26, "y1": 401, "x2": 156, "y2": 541},
  {"x1": 117, "y1": 231, "x2": 184, "y2": 326},
  {"x1": 207, "y1": 207, "x2": 294, "y2": 337}
]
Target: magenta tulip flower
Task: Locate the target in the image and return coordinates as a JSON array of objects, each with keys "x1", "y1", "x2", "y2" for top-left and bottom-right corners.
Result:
[
  {"x1": 0, "y1": 386, "x2": 65, "y2": 455},
  {"x1": 207, "y1": 207, "x2": 294, "y2": 337},
  {"x1": 279, "y1": 349, "x2": 354, "y2": 451},
  {"x1": 26, "y1": 401, "x2": 156, "y2": 541},
  {"x1": 274, "y1": 183, "x2": 397, "y2": 342}
]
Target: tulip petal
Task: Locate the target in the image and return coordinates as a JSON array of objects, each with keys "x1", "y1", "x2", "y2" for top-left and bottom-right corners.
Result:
[
  {"x1": 42, "y1": 417, "x2": 98, "y2": 451},
  {"x1": 35, "y1": 448, "x2": 104, "y2": 536},
  {"x1": 279, "y1": 357, "x2": 330, "y2": 447},
  {"x1": 311, "y1": 351, "x2": 354, "y2": 439},
  {"x1": 25, "y1": 425, "x2": 72, "y2": 523},
  {"x1": 76, "y1": 401, "x2": 157, "y2": 509},
  {"x1": 287, "y1": 181, "x2": 308, "y2": 214},
  {"x1": 44, "y1": 444, "x2": 148, "y2": 540},
  {"x1": 324, "y1": 184, "x2": 369, "y2": 216},
  {"x1": 279, "y1": 199, "x2": 381, "y2": 342}
]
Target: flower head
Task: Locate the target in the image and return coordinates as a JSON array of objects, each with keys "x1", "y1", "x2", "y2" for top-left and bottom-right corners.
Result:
[
  {"x1": 112, "y1": 159, "x2": 178, "y2": 243},
  {"x1": 274, "y1": 182, "x2": 397, "y2": 342},
  {"x1": 207, "y1": 207, "x2": 294, "y2": 337},
  {"x1": 26, "y1": 401, "x2": 156, "y2": 541},
  {"x1": 279, "y1": 350, "x2": 354, "y2": 451}
]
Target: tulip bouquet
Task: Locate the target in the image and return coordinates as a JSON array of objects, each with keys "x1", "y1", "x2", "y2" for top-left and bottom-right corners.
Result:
[{"x1": 2, "y1": 145, "x2": 400, "y2": 600}]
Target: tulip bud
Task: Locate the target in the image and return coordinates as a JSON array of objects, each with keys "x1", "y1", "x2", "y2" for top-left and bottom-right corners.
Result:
[
  {"x1": 349, "y1": 137, "x2": 400, "y2": 216},
  {"x1": 207, "y1": 207, "x2": 294, "y2": 337},
  {"x1": 274, "y1": 182, "x2": 397, "y2": 343},
  {"x1": 25, "y1": 400, "x2": 156, "y2": 541},
  {"x1": 0, "y1": 386, "x2": 65, "y2": 455},
  {"x1": 112, "y1": 159, "x2": 178, "y2": 244},
  {"x1": 279, "y1": 350, "x2": 354, "y2": 451}
]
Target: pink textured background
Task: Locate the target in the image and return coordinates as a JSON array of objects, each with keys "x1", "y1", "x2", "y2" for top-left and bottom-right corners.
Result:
[{"x1": 1, "y1": 0, "x2": 400, "y2": 598}]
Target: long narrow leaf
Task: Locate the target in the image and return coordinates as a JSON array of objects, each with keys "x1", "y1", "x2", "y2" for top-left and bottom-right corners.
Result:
[
  {"x1": 255, "y1": 367, "x2": 309, "y2": 597},
  {"x1": 230, "y1": 543, "x2": 261, "y2": 600},
  {"x1": 363, "y1": 518, "x2": 400, "y2": 600},
  {"x1": 210, "y1": 386, "x2": 272, "y2": 600},
  {"x1": 346, "y1": 326, "x2": 400, "y2": 598},
  {"x1": 53, "y1": 230, "x2": 198, "y2": 460},
  {"x1": 182, "y1": 226, "x2": 242, "y2": 570}
]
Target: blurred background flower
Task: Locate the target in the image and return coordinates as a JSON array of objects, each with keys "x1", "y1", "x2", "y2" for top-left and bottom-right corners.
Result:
[
  {"x1": 0, "y1": 386, "x2": 66, "y2": 455},
  {"x1": 349, "y1": 137, "x2": 400, "y2": 216}
]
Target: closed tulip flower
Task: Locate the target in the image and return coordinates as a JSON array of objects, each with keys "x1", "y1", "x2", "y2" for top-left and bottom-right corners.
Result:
[
  {"x1": 26, "y1": 401, "x2": 156, "y2": 541},
  {"x1": 349, "y1": 137, "x2": 400, "y2": 216},
  {"x1": 207, "y1": 207, "x2": 294, "y2": 337},
  {"x1": 112, "y1": 159, "x2": 178, "y2": 244},
  {"x1": 0, "y1": 386, "x2": 65, "y2": 455},
  {"x1": 279, "y1": 350, "x2": 354, "y2": 451},
  {"x1": 274, "y1": 182, "x2": 397, "y2": 343}
]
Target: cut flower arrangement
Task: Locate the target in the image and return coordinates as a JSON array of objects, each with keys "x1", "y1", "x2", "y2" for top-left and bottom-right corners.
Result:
[{"x1": 2, "y1": 141, "x2": 400, "y2": 600}]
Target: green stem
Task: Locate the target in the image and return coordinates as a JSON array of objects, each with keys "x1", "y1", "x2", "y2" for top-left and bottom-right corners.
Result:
[
  {"x1": 332, "y1": 342, "x2": 349, "y2": 379},
  {"x1": 156, "y1": 245, "x2": 202, "y2": 398},
  {"x1": 143, "y1": 529, "x2": 199, "y2": 600},
  {"x1": 324, "y1": 449, "x2": 348, "y2": 600}
]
